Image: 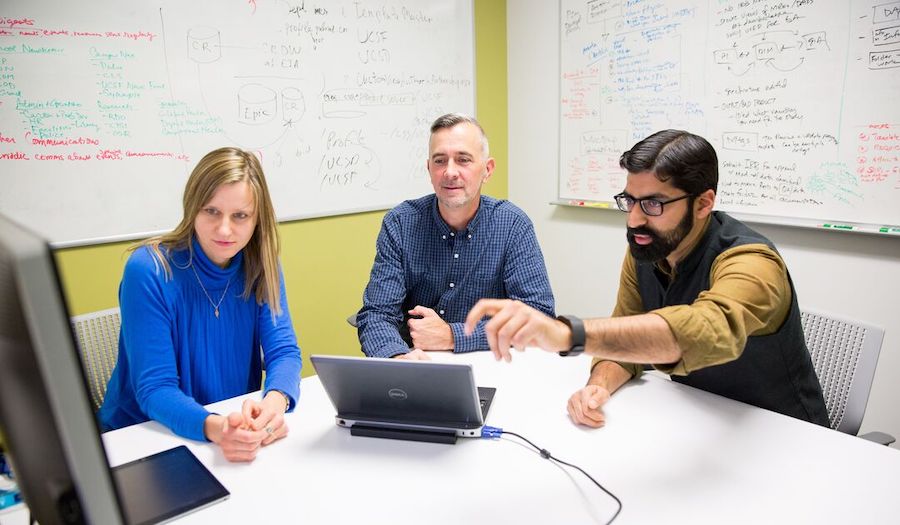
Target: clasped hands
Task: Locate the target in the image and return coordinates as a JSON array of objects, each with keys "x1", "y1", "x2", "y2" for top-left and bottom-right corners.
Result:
[{"x1": 205, "y1": 390, "x2": 289, "y2": 462}]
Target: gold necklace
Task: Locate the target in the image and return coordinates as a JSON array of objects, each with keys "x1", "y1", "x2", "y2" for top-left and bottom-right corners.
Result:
[{"x1": 190, "y1": 263, "x2": 232, "y2": 319}]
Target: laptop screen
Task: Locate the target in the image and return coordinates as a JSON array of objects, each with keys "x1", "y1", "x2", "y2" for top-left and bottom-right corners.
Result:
[{"x1": 312, "y1": 355, "x2": 488, "y2": 430}]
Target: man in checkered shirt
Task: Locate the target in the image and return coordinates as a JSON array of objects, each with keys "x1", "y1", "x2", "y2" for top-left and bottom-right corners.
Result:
[{"x1": 356, "y1": 113, "x2": 555, "y2": 360}]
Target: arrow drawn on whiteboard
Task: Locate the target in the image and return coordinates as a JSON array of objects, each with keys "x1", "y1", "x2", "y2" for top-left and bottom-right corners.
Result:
[
  {"x1": 766, "y1": 57, "x2": 804, "y2": 72},
  {"x1": 729, "y1": 61, "x2": 755, "y2": 76}
]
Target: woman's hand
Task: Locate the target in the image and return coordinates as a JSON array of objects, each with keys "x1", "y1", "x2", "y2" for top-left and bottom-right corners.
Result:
[
  {"x1": 241, "y1": 392, "x2": 290, "y2": 446},
  {"x1": 203, "y1": 392, "x2": 289, "y2": 461},
  {"x1": 204, "y1": 412, "x2": 268, "y2": 462}
]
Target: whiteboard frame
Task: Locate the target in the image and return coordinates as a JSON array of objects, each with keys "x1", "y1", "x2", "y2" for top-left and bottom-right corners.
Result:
[
  {"x1": 51, "y1": 202, "x2": 404, "y2": 249},
  {"x1": 550, "y1": 200, "x2": 900, "y2": 238}
]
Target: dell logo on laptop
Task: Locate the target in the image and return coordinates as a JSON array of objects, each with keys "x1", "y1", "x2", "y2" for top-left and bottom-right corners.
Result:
[{"x1": 388, "y1": 388, "x2": 408, "y2": 400}]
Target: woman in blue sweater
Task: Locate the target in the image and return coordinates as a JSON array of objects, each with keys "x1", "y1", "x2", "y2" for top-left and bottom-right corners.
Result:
[{"x1": 99, "y1": 147, "x2": 302, "y2": 462}]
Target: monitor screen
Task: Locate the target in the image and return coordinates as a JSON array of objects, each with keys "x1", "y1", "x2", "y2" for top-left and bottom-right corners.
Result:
[{"x1": 0, "y1": 214, "x2": 124, "y2": 524}]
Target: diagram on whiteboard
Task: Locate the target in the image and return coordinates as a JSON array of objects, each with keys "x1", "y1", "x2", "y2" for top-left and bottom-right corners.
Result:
[
  {"x1": 0, "y1": 0, "x2": 475, "y2": 243},
  {"x1": 558, "y1": 0, "x2": 900, "y2": 229},
  {"x1": 712, "y1": 30, "x2": 831, "y2": 76}
]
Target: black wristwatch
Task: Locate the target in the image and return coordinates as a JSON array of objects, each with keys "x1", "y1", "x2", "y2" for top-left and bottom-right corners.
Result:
[{"x1": 557, "y1": 315, "x2": 585, "y2": 356}]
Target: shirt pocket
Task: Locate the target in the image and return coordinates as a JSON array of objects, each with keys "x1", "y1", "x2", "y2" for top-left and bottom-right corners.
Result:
[
  {"x1": 470, "y1": 268, "x2": 502, "y2": 297},
  {"x1": 474, "y1": 267, "x2": 499, "y2": 282}
]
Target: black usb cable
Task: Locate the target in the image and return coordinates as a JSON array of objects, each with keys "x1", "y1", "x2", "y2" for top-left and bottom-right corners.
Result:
[{"x1": 481, "y1": 425, "x2": 622, "y2": 525}]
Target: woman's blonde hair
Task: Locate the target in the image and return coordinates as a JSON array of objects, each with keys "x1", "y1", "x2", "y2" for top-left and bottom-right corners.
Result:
[{"x1": 135, "y1": 147, "x2": 283, "y2": 315}]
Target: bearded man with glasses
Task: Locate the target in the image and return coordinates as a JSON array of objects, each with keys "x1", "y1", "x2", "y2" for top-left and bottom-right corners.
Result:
[{"x1": 465, "y1": 129, "x2": 829, "y2": 429}]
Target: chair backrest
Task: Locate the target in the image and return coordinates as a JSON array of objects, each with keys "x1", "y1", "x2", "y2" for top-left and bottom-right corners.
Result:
[
  {"x1": 801, "y1": 309, "x2": 884, "y2": 435},
  {"x1": 70, "y1": 307, "x2": 121, "y2": 411}
]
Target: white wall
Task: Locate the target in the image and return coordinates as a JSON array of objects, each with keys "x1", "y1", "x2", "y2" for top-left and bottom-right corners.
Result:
[{"x1": 507, "y1": 0, "x2": 900, "y2": 445}]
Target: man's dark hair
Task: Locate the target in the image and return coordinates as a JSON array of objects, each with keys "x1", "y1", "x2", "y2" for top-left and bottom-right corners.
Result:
[{"x1": 619, "y1": 130, "x2": 718, "y2": 194}]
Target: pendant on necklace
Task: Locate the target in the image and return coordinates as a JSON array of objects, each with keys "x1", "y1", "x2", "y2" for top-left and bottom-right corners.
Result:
[{"x1": 215, "y1": 308, "x2": 220, "y2": 318}]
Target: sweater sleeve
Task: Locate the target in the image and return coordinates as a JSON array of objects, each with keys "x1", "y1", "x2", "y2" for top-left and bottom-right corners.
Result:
[
  {"x1": 119, "y1": 250, "x2": 211, "y2": 441},
  {"x1": 259, "y1": 269, "x2": 303, "y2": 410}
]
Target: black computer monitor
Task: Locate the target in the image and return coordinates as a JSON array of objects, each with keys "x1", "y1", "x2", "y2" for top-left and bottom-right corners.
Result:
[{"x1": 0, "y1": 214, "x2": 124, "y2": 524}]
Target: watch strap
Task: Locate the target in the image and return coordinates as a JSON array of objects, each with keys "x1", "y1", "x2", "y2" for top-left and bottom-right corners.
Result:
[{"x1": 557, "y1": 315, "x2": 585, "y2": 356}]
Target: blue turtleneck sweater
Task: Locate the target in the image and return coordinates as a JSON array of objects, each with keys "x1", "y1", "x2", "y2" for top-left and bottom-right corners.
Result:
[{"x1": 98, "y1": 238, "x2": 302, "y2": 441}]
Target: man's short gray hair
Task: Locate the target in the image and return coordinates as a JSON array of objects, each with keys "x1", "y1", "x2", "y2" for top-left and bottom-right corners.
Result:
[{"x1": 430, "y1": 113, "x2": 490, "y2": 157}]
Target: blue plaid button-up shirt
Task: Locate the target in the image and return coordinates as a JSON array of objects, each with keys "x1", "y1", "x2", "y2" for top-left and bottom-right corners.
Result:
[{"x1": 357, "y1": 194, "x2": 555, "y2": 358}]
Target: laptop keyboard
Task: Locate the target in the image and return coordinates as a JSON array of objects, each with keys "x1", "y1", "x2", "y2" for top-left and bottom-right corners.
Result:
[{"x1": 477, "y1": 387, "x2": 496, "y2": 419}]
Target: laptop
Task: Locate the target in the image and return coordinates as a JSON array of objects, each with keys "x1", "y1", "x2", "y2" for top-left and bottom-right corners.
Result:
[{"x1": 311, "y1": 355, "x2": 496, "y2": 444}]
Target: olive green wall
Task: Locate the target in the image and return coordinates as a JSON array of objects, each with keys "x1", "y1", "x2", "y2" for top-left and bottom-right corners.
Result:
[{"x1": 55, "y1": 0, "x2": 508, "y2": 378}]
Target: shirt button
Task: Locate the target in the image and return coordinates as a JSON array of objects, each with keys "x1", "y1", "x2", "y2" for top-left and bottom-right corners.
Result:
[
  {"x1": 450, "y1": 232, "x2": 455, "y2": 236},
  {"x1": 467, "y1": 234, "x2": 472, "y2": 239},
  {"x1": 442, "y1": 235, "x2": 446, "y2": 240},
  {"x1": 439, "y1": 310, "x2": 445, "y2": 315},
  {"x1": 454, "y1": 253, "x2": 459, "y2": 259},
  {"x1": 449, "y1": 282, "x2": 455, "y2": 288}
]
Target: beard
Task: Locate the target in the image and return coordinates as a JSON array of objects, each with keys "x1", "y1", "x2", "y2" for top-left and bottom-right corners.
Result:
[
  {"x1": 437, "y1": 192, "x2": 471, "y2": 209},
  {"x1": 627, "y1": 207, "x2": 694, "y2": 262}
]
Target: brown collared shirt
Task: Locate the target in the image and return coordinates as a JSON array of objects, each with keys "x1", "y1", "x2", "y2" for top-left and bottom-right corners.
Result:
[{"x1": 596, "y1": 243, "x2": 791, "y2": 378}]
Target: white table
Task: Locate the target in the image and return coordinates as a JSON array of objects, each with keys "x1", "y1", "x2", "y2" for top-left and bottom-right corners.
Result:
[{"x1": 99, "y1": 350, "x2": 900, "y2": 525}]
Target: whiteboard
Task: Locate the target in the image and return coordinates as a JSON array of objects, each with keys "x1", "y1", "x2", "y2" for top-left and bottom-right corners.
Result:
[
  {"x1": 0, "y1": 0, "x2": 474, "y2": 244},
  {"x1": 558, "y1": 0, "x2": 900, "y2": 233}
]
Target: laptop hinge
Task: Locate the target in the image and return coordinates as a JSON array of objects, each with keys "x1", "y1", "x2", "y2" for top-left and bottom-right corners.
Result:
[{"x1": 350, "y1": 424, "x2": 458, "y2": 445}]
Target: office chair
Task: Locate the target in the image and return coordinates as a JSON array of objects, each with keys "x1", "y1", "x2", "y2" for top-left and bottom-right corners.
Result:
[
  {"x1": 70, "y1": 307, "x2": 121, "y2": 411},
  {"x1": 801, "y1": 309, "x2": 894, "y2": 445}
]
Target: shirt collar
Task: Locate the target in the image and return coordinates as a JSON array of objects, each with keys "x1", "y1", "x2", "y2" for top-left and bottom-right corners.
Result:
[
  {"x1": 429, "y1": 195, "x2": 488, "y2": 238},
  {"x1": 466, "y1": 196, "x2": 487, "y2": 233}
]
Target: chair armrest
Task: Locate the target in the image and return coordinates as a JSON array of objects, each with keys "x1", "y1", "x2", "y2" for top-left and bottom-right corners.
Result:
[{"x1": 858, "y1": 431, "x2": 896, "y2": 446}]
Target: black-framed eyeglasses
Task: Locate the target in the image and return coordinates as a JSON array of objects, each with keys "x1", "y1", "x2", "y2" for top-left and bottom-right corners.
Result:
[{"x1": 613, "y1": 192, "x2": 693, "y2": 217}]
